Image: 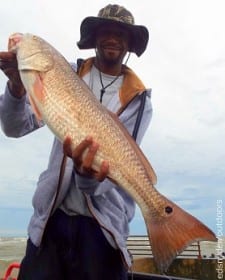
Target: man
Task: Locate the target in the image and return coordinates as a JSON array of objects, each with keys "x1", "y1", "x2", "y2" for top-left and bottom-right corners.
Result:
[{"x1": 0, "y1": 4, "x2": 152, "y2": 280}]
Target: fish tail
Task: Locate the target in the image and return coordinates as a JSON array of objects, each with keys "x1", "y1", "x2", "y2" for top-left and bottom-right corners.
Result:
[{"x1": 143, "y1": 199, "x2": 217, "y2": 273}]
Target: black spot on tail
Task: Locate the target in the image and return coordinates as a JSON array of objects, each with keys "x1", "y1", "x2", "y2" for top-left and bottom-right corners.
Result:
[{"x1": 165, "y1": 206, "x2": 173, "y2": 214}]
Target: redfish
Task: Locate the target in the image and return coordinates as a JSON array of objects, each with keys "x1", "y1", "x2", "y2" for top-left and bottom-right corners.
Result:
[{"x1": 8, "y1": 33, "x2": 216, "y2": 272}]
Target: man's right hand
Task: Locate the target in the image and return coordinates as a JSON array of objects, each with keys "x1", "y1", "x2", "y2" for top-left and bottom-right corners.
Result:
[{"x1": 0, "y1": 51, "x2": 25, "y2": 98}]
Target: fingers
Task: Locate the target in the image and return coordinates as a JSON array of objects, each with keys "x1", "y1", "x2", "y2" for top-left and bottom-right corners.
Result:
[
  {"x1": 63, "y1": 136, "x2": 109, "y2": 181},
  {"x1": 80, "y1": 141, "x2": 109, "y2": 182},
  {"x1": 95, "y1": 161, "x2": 109, "y2": 182},
  {"x1": 63, "y1": 136, "x2": 73, "y2": 157},
  {"x1": 71, "y1": 136, "x2": 93, "y2": 161},
  {"x1": 63, "y1": 136, "x2": 95, "y2": 172},
  {"x1": 0, "y1": 52, "x2": 17, "y2": 70},
  {"x1": 79, "y1": 141, "x2": 99, "y2": 173},
  {"x1": 0, "y1": 51, "x2": 16, "y2": 60},
  {"x1": 0, "y1": 51, "x2": 25, "y2": 97}
]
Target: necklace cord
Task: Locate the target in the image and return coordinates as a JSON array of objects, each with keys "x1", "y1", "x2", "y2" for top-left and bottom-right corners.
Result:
[
  {"x1": 95, "y1": 51, "x2": 131, "y2": 103},
  {"x1": 99, "y1": 70, "x2": 121, "y2": 103}
]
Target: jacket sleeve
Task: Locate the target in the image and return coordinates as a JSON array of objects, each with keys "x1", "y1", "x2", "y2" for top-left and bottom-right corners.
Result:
[{"x1": 0, "y1": 83, "x2": 43, "y2": 137}]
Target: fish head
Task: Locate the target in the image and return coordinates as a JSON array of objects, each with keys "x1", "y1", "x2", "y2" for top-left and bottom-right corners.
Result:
[
  {"x1": 8, "y1": 33, "x2": 54, "y2": 73},
  {"x1": 8, "y1": 33, "x2": 56, "y2": 121}
]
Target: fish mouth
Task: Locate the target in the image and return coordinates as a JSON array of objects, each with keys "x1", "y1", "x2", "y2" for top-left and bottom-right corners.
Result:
[{"x1": 8, "y1": 33, "x2": 23, "y2": 52}]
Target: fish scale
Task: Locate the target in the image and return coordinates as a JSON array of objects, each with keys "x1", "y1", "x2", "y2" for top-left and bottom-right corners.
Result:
[{"x1": 8, "y1": 32, "x2": 217, "y2": 273}]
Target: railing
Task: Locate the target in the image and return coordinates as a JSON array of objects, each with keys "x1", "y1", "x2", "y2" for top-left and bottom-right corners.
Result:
[{"x1": 126, "y1": 235, "x2": 202, "y2": 259}]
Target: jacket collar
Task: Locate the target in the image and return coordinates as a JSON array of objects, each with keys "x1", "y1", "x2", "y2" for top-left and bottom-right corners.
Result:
[{"x1": 77, "y1": 57, "x2": 146, "y2": 111}]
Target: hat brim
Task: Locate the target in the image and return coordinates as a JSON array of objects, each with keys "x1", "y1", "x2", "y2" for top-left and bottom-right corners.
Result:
[{"x1": 77, "y1": 17, "x2": 149, "y2": 57}]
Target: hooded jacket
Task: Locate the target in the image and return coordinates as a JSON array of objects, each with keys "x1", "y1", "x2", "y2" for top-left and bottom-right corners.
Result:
[{"x1": 0, "y1": 59, "x2": 152, "y2": 267}]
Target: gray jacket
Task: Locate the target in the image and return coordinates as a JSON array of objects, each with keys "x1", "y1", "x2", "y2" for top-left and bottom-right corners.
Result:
[{"x1": 0, "y1": 69, "x2": 152, "y2": 267}]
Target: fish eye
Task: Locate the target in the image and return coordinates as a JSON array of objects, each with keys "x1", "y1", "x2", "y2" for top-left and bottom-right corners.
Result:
[
  {"x1": 165, "y1": 206, "x2": 173, "y2": 214},
  {"x1": 32, "y1": 35, "x2": 39, "y2": 41}
]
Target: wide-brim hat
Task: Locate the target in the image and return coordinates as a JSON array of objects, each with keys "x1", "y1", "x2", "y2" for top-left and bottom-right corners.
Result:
[{"x1": 77, "y1": 4, "x2": 149, "y2": 57}]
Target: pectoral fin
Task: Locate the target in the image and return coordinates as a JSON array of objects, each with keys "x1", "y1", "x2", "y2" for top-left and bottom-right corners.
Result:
[
  {"x1": 28, "y1": 95, "x2": 42, "y2": 121},
  {"x1": 21, "y1": 71, "x2": 44, "y2": 121}
]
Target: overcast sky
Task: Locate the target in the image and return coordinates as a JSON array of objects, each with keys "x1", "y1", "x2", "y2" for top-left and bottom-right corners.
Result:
[{"x1": 0, "y1": 0, "x2": 224, "y2": 237}]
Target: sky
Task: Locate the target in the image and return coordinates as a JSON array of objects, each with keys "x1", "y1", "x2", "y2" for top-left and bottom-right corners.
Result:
[{"x1": 0, "y1": 0, "x2": 224, "y2": 238}]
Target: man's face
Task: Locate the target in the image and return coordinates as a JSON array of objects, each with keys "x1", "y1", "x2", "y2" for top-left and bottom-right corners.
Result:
[{"x1": 95, "y1": 23, "x2": 131, "y2": 66}]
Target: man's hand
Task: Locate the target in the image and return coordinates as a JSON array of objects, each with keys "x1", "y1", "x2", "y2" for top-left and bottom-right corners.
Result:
[
  {"x1": 0, "y1": 51, "x2": 25, "y2": 98},
  {"x1": 63, "y1": 136, "x2": 109, "y2": 182}
]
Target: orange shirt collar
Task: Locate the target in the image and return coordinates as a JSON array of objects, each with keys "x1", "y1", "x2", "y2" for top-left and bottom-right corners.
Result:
[{"x1": 77, "y1": 57, "x2": 146, "y2": 108}]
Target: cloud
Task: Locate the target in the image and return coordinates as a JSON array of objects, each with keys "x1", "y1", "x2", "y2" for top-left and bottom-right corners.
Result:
[{"x1": 0, "y1": 127, "x2": 53, "y2": 209}]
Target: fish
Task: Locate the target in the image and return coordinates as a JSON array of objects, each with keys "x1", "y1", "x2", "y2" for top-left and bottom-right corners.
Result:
[{"x1": 8, "y1": 33, "x2": 217, "y2": 272}]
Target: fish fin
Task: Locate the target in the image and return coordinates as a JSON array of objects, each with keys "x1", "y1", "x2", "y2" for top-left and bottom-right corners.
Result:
[
  {"x1": 28, "y1": 95, "x2": 42, "y2": 121},
  {"x1": 25, "y1": 73, "x2": 44, "y2": 121},
  {"x1": 108, "y1": 110, "x2": 157, "y2": 184},
  {"x1": 143, "y1": 198, "x2": 217, "y2": 273}
]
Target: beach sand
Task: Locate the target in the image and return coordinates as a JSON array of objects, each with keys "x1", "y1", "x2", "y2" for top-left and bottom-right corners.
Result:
[
  {"x1": 0, "y1": 260, "x2": 21, "y2": 279},
  {"x1": 0, "y1": 237, "x2": 25, "y2": 279}
]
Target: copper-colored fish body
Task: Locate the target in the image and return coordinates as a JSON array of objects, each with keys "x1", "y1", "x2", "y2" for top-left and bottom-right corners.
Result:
[{"x1": 8, "y1": 33, "x2": 217, "y2": 272}]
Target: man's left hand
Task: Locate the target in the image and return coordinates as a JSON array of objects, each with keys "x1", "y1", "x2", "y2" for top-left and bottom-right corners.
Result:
[{"x1": 63, "y1": 136, "x2": 109, "y2": 182}]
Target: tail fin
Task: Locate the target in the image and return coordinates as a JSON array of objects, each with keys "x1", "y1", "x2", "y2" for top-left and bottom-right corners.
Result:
[{"x1": 143, "y1": 199, "x2": 217, "y2": 273}]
